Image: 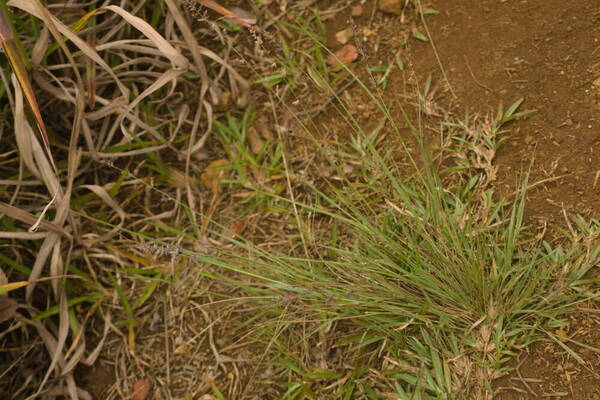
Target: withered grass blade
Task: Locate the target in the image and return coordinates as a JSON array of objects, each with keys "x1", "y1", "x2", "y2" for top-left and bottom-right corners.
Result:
[
  {"x1": 194, "y1": 0, "x2": 253, "y2": 28},
  {"x1": 0, "y1": 5, "x2": 53, "y2": 162}
]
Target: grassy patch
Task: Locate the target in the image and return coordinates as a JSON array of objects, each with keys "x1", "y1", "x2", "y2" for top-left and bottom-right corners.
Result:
[
  {"x1": 2, "y1": 1, "x2": 599, "y2": 399},
  {"x1": 199, "y1": 96, "x2": 600, "y2": 398}
]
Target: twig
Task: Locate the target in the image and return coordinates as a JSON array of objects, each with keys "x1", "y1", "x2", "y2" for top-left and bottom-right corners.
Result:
[
  {"x1": 415, "y1": 0, "x2": 457, "y2": 99},
  {"x1": 199, "y1": 307, "x2": 249, "y2": 370},
  {"x1": 515, "y1": 365, "x2": 538, "y2": 397},
  {"x1": 464, "y1": 54, "x2": 494, "y2": 93},
  {"x1": 163, "y1": 301, "x2": 172, "y2": 397},
  {"x1": 506, "y1": 174, "x2": 570, "y2": 199}
]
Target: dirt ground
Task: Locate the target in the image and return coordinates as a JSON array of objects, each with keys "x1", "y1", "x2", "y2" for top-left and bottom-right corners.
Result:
[
  {"x1": 409, "y1": 0, "x2": 600, "y2": 230},
  {"x1": 405, "y1": 1, "x2": 600, "y2": 398},
  {"x1": 76, "y1": 1, "x2": 600, "y2": 398},
  {"x1": 323, "y1": 0, "x2": 600, "y2": 398},
  {"x1": 325, "y1": 0, "x2": 600, "y2": 229}
]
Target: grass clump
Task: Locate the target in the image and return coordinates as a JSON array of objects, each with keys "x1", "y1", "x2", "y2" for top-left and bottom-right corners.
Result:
[
  {"x1": 212, "y1": 107, "x2": 285, "y2": 214},
  {"x1": 206, "y1": 104, "x2": 600, "y2": 398}
]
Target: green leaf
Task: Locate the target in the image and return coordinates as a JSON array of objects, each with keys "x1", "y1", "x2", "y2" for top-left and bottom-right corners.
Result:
[
  {"x1": 304, "y1": 369, "x2": 342, "y2": 379},
  {"x1": 133, "y1": 277, "x2": 162, "y2": 309},
  {"x1": 396, "y1": 53, "x2": 405, "y2": 70},
  {"x1": 110, "y1": 274, "x2": 135, "y2": 325},
  {"x1": 369, "y1": 66, "x2": 389, "y2": 73},
  {"x1": 412, "y1": 30, "x2": 429, "y2": 42},
  {"x1": 33, "y1": 292, "x2": 104, "y2": 321},
  {"x1": 504, "y1": 98, "x2": 524, "y2": 119},
  {"x1": 254, "y1": 73, "x2": 286, "y2": 88}
]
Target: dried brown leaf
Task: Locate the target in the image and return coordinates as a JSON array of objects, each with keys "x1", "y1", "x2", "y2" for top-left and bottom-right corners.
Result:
[
  {"x1": 225, "y1": 219, "x2": 246, "y2": 239},
  {"x1": 122, "y1": 68, "x2": 185, "y2": 117},
  {"x1": 167, "y1": 167, "x2": 187, "y2": 188},
  {"x1": 230, "y1": 7, "x2": 257, "y2": 25},
  {"x1": 0, "y1": 7, "x2": 52, "y2": 163},
  {"x1": 0, "y1": 201, "x2": 69, "y2": 237},
  {"x1": 351, "y1": 5, "x2": 364, "y2": 16},
  {"x1": 130, "y1": 378, "x2": 151, "y2": 400},
  {"x1": 335, "y1": 28, "x2": 353, "y2": 45},
  {"x1": 0, "y1": 281, "x2": 29, "y2": 295},
  {"x1": 103, "y1": 5, "x2": 189, "y2": 69},
  {"x1": 79, "y1": 184, "x2": 126, "y2": 243},
  {"x1": 254, "y1": 116, "x2": 274, "y2": 141},
  {"x1": 9, "y1": 0, "x2": 129, "y2": 98},
  {"x1": 174, "y1": 344, "x2": 190, "y2": 355},
  {"x1": 555, "y1": 328, "x2": 568, "y2": 341}
]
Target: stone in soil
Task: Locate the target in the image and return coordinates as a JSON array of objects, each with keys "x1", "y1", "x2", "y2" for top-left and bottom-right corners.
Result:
[{"x1": 378, "y1": 0, "x2": 403, "y2": 15}]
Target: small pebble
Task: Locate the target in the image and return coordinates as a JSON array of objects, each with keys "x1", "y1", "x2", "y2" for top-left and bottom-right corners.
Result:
[
  {"x1": 335, "y1": 28, "x2": 353, "y2": 45},
  {"x1": 351, "y1": 5, "x2": 363, "y2": 17},
  {"x1": 378, "y1": 0, "x2": 403, "y2": 15}
]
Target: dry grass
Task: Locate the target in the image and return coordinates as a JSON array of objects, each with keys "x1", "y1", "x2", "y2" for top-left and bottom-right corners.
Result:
[
  {"x1": 0, "y1": 0, "x2": 256, "y2": 398},
  {"x1": 0, "y1": 0, "x2": 356, "y2": 397}
]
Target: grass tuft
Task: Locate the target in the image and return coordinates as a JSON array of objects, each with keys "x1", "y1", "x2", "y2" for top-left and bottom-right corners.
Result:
[{"x1": 204, "y1": 100, "x2": 600, "y2": 398}]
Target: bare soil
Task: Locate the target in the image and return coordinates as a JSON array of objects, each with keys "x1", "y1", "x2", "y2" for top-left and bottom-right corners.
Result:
[
  {"x1": 493, "y1": 309, "x2": 600, "y2": 399},
  {"x1": 323, "y1": 0, "x2": 600, "y2": 398},
  {"x1": 408, "y1": 0, "x2": 600, "y2": 230}
]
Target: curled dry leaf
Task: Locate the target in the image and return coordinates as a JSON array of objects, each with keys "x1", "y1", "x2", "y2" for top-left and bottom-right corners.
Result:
[
  {"x1": 201, "y1": 159, "x2": 229, "y2": 195},
  {"x1": 130, "y1": 378, "x2": 151, "y2": 400},
  {"x1": 327, "y1": 45, "x2": 359, "y2": 67}
]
